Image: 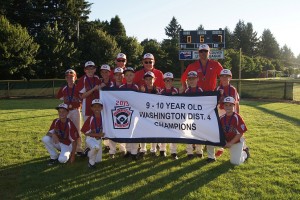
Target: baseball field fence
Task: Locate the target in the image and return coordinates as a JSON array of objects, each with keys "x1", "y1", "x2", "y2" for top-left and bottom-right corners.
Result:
[{"x1": 0, "y1": 79, "x2": 300, "y2": 101}]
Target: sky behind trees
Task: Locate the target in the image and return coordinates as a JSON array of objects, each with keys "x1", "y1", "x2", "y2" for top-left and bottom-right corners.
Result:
[{"x1": 88, "y1": 0, "x2": 300, "y2": 57}]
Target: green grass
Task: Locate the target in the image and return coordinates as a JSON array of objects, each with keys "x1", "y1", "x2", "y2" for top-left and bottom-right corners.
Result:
[{"x1": 0, "y1": 99, "x2": 300, "y2": 200}]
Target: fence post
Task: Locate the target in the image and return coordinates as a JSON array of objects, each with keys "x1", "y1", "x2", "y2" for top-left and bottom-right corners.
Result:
[
  {"x1": 7, "y1": 81, "x2": 10, "y2": 98},
  {"x1": 284, "y1": 81, "x2": 287, "y2": 100},
  {"x1": 52, "y1": 80, "x2": 55, "y2": 97}
]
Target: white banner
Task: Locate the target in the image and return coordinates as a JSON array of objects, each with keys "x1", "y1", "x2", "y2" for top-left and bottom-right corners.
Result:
[{"x1": 100, "y1": 89, "x2": 225, "y2": 146}]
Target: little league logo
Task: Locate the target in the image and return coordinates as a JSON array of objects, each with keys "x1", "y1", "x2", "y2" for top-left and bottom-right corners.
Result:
[{"x1": 111, "y1": 106, "x2": 134, "y2": 129}]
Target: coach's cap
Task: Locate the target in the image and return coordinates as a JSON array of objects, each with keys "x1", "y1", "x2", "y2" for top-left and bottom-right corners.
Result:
[
  {"x1": 92, "y1": 99, "x2": 103, "y2": 105},
  {"x1": 143, "y1": 53, "x2": 154, "y2": 60},
  {"x1": 163, "y1": 72, "x2": 174, "y2": 79},
  {"x1": 85, "y1": 61, "x2": 95, "y2": 67},
  {"x1": 223, "y1": 96, "x2": 235, "y2": 104},
  {"x1": 220, "y1": 69, "x2": 232, "y2": 76},
  {"x1": 114, "y1": 67, "x2": 124, "y2": 74},
  {"x1": 100, "y1": 64, "x2": 111, "y2": 71},
  {"x1": 65, "y1": 69, "x2": 76, "y2": 77},
  {"x1": 187, "y1": 71, "x2": 198, "y2": 78},
  {"x1": 198, "y1": 44, "x2": 210, "y2": 51},
  {"x1": 56, "y1": 103, "x2": 69, "y2": 111},
  {"x1": 144, "y1": 71, "x2": 155, "y2": 78},
  {"x1": 117, "y1": 53, "x2": 126, "y2": 60},
  {"x1": 123, "y1": 67, "x2": 135, "y2": 73}
]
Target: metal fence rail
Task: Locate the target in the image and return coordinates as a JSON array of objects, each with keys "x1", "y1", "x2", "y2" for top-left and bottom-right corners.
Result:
[{"x1": 0, "y1": 79, "x2": 299, "y2": 101}]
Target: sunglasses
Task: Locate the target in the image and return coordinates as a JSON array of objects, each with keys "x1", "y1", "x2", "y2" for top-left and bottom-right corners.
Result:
[
  {"x1": 117, "y1": 60, "x2": 126, "y2": 62},
  {"x1": 144, "y1": 61, "x2": 153, "y2": 64},
  {"x1": 199, "y1": 50, "x2": 208, "y2": 53}
]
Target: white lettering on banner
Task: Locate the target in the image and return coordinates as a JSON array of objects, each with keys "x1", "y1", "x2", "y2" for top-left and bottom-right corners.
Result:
[{"x1": 100, "y1": 90, "x2": 225, "y2": 146}]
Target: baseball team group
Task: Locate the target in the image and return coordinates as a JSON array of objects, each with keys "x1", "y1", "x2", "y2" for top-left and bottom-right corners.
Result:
[{"x1": 42, "y1": 44, "x2": 250, "y2": 169}]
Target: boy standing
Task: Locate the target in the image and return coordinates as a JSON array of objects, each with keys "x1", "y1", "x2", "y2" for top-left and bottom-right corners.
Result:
[
  {"x1": 119, "y1": 67, "x2": 139, "y2": 160},
  {"x1": 81, "y1": 99, "x2": 105, "y2": 168},
  {"x1": 76, "y1": 61, "x2": 100, "y2": 122},
  {"x1": 56, "y1": 69, "x2": 83, "y2": 155},
  {"x1": 184, "y1": 71, "x2": 204, "y2": 159},
  {"x1": 220, "y1": 97, "x2": 250, "y2": 165},
  {"x1": 159, "y1": 72, "x2": 179, "y2": 159},
  {"x1": 42, "y1": 103, "x2": 78, "y2": 165}
]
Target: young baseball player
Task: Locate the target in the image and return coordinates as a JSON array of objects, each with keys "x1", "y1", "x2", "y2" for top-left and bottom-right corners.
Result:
[
  {"x1": 107, "y1": 67, "x2": 126, "y2": 158},
  {"x1": 139, "y1": 71, "x2": 161, "y2": 158},
  {"x1": 56, "y1": 69, "x2": 83, "y2": 155},
  {"x1": 81, "y1": 99, "x2": 105, "y2": 168},
  {"x1": 110, "y1": 53, "x2": 127, "y2": 81},
  {"x1": 42, "y1": 103, "x2": 78, "y2": 165},
  {"x1": 119, "y1": 67, "x2": 139, "y2": 160},
  {"x1": 184, "y1": 71, "x2": 204, "y2": 159},
  {"x1": 215, "y1": 69, "x2": 240, "y2": 157},
  {"x1": 159, "y1": 72, "x2": 179, "y2": 159},
  {"x1": 220, "y1": 96, "x2": 250, "y2": 165},
  {"x1": 76, "y1": 61, "x2": 101, "y2": 122}
]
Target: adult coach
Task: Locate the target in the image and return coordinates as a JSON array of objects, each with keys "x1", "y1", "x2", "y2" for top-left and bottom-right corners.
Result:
[
  {"x1": 181, "y1": 44, "x2": 223, "y2": 163},
  {"x1": 133, "y1": 53, "x2": 165, "y2": 88},
  {"x1": 181, "y1": 44, "x2": 223, "y2": 91}
]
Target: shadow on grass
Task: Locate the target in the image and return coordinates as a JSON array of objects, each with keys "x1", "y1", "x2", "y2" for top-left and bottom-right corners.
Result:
[
  {"x1": 0, "y1": 154, "x2": 235, "y2": 200},
  {"x1": 0, "y1": 114, "x2": 56, "y2": 122},
  {"x1": 245, "y1": 101, "x2": 300, "y2": 126}
]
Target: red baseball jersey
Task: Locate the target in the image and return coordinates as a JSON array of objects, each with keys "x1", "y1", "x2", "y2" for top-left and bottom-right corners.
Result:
[
  {"x1": 181, "y1": 59, "x2": 223, "y2": 91},
  {"x1": 159, "y1": 87, "x2": 179, "y2": 95},
  {"x1": 76, "y1": 75, "x2": 101, "y2": 116},
  {"x1": 133, "y1": 68, "x2": 165, "y2": 88},
  {"x1": 56, "y1": 85, "x2": 81, "y2": 109},
  {"x1": 119, "y1": 83, "x2": 139, "y2": 91},
  {"x1": 216, "y1": 84, "x2": 240, "y2": 109},
  {"x1": 184, "y1": 86, "x2": 203, "y2": 94},
  {"x1": 81, "y1": 115, "x2": 103, "y2": 136},
  {"x1": 220, "y1": 113, "x2": 247, "y2": 143},
  {"x1": 48, "y1": 118, "x2": 79, "y2": 145}
]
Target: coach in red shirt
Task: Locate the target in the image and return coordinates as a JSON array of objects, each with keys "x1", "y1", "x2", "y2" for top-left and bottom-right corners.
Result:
[
  {"x1": 181, "y1": 44, "x2": 223, "y2": 91},
  {"x1": 133, "y1": 53, "x2": 165, "y2": 88}
]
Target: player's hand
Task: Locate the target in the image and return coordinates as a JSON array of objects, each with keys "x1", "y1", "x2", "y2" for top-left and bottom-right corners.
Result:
[
  {"x1": 179, "y1": 86, "x2": 184, "y2": 94},
  {"x1": 224, "y1": 142, "x2": 233, "y2": 148},
  {"x1": 52, "y1": 134, "x2": 59, "y2": 144},
  {"x1": 100, "y1": 83, "x2": 106, "y2": 89},
  {"x1": 140, "y1": 85, "x2": 145, "y2": 92},
  {"x1": 94, "y1": 85, "x2": 100, "y2": 91},
  {"x1": 70, "y1": 154, "x2": 75, "y2": 164}
]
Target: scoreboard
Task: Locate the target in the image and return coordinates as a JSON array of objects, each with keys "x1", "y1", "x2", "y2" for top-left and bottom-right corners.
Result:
[{"x1": 179, "y1": 29, "x2": 225, "y2": 49}]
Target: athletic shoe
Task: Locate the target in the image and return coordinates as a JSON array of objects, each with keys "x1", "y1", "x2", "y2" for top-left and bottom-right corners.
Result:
[
  {"x1": 196, "y1": 154, "x2": 203, "y2": 158},
  {"x1": 76, "y1": 152, "x2": 83, "y2": 157},
  {"x1": 88, "y1": 162, "x2": 96, "y2": 169},
  {"x1": 83, "y1": 147, "x2": 90, "y2": 157},
  {"x1": 244, "y1": 147, "x2": 250, "y2": 160},
  {"x1": 123, "y1": 152, "x2": 131, "y2": 158},
  {"x1": 171, "y1": 153, "x2": 178, "y2": 160},
  {"x1": 48, "y1": 159, "x2": 58, "y2": 166},
  {"x1": 109, "y1": 154, "x2": 115, "y2": 159},
  {"x1": 187, "y1": 154, "x2": 194, "y2": 159},
  {"x1": 150, "y1": 152, "x2": 157, "y2": 157},
  {"x1": 139, "y1": 152, "x2": 145, "y2": 158},
  {"x1": 160, "y1": 151, "x2": 166, "y2": 157},
  {"x1": 103, "y1": 146, "x2": 110, "y2": 153},
  {"x1": 206, "y1": 158, "x2": 216, "y2": 163}
]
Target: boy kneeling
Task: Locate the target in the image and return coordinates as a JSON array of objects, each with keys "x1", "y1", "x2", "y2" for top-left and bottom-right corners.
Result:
[
  {"x1": 42, "y1": 103, "x2": 78, "y2": 166},
  {"x1": 221, "y1": 97, "x2": 250, "y2": 165}
]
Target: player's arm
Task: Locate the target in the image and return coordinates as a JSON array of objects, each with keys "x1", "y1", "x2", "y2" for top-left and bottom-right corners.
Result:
[
  {"x1": 235, "y1": 102, "x2": 240, "y2": 114},
  {"x1": 81, "y1": 85, "x2": 100, "y2": 99},
  {"x1": 224, "y1": 134, "x2": 242, "y2": 148},
  {"x1": 70, "y1": 139, "x2": 77, "y2": 163}
]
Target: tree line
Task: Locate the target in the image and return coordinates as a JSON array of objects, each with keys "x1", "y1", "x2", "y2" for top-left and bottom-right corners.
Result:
[{"x1": 0, "y1": 0, "x2": 299, "y2": 80}]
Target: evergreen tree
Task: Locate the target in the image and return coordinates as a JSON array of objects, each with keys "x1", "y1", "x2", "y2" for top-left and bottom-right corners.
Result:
[
  {"x1": 109, "y1": 15, "x2": 126, "y2": 38},
  {"x1": 259, "y1": 29, "x2": 280, "y2": 59},
  {"x1": 165, "y1": 16, "x2": 182, "y2": 40},
  {"x1": 197, "y1": 24, "x2": 205, "y2": 31},
  {"x1": 35, "y1": 22, "x2": 78, "y2": 78},
  {"x1": 0, "y1": 16, "x2": 39, "y2": 80},
  {"x1": 224, "y1": 27, "x2": 235, "y2": 49}
]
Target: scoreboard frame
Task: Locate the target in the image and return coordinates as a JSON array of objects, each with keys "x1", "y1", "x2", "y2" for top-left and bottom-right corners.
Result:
[{"x1": 179, "y1": 29, "x2": 225, "y2": 50}]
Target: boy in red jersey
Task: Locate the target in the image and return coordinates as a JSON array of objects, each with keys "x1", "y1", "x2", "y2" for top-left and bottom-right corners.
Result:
[
  {"x1": 159, "y1": 72, "x2": 179, "y2": 159},
  {"x1": 56, "y1": 69, "x2": 83, "y2": 155},
  {"x1": 76, "y1": 61, "x2": 101, "y2": 122},
  {"x1": 184, "y1": 71, "x2": 204, "y2": 159},
  {"x1": 220, "y1": 97, "x2": 250, "y2": 165},
  {"x1": 42, "y1": 103, "x2": 78, "y2": 166},
  {"x1": 81, "y1": 99, "x2": 105, "y2": 168},
  {"x1": 119, "y1": 67, "x2": 139, "y2": 160}
]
